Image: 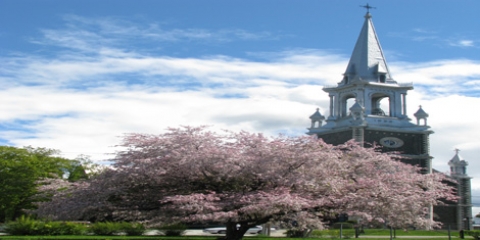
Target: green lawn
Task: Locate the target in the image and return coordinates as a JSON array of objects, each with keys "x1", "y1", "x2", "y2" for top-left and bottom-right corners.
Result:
[
  {"x1": 362, "y1": 229, "x2": 460, "y2": 237},
  {"x1": 0, "y1": 236, "x2": 469, "y2": 240},
  {"x1": 0, "y1": 236, "x2": 213, "y2": 240},
  {"x1": 0, "y1": 229, "x2": 469, "y2": 240}
]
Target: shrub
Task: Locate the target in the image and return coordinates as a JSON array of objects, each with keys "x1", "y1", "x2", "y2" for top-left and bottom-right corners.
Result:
[
  {"x1": 121, "y1": 222, "x2": 145, "y2": 236},
  {"x1": 286, "y1": 229, "x2": 308, "y2": 238},
  {"x1": 465, "y1": 230, "x2": 480, "y2": 240},
  {"x1": 5, "y1": 216, "x2": 88, "y2": 236},
  {"x1": 159, "y1": 223, "x2": 187, "y2": 236},
  {"x1": 55, "y1": 222, "x2": 88, "y2": 235},
  {"x1": 36, "y1": 221, "x2": 61, "y2": 235},
  {"x1": 5, "y1": 215, "x2": 43, "y2": 235},
  {"x1": 90, "y1": 221, "x2": 122, "y2": 236}
]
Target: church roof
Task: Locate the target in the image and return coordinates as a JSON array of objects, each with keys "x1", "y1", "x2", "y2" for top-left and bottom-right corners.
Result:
[
  {"x1": 449, "y1": 149, "x2": 467, "y2": 166},
  {"x1": 349, "y1": 101, "x2": 364, "y2": 112},
  {"x1": 344, "y1": 12, "x2": 392, "y2": 82},
  {"x1": 309, "y1": 108, "x2": 325, "y2": 120},
  {"x1": 413, "y1": 105, "x2": 429, "y2": 119}
]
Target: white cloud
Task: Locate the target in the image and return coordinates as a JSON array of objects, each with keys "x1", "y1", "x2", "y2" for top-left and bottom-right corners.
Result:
[
  {"x1": 391, "y1": 59, "x2": 480, "y2": 96},
  {"x1": 0, "y1": 50, "x2": 343, "y2": 161},
  {"x1": 459, "y1": 40, "x2": 474, "y2": 47},
  {"x1": 3, "y1": 15, "x2": 480, "y2": 196},
  {"x1": 32, "y1": 15, "x2": 275, "y2": 55},
  {"x1": 387, "y1": 28, "x2": 438, "y2": 43},
  {"x1": 449, "y1": 39, "x2": 475, "y2": 48},
  {"x1": 389, "y1": 28, "x2": 477, "y2": 50}
]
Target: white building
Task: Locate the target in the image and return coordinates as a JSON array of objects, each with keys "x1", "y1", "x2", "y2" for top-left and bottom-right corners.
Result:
[{"x1": 307, "y1": 8, "x2": 472, "y2": 230}]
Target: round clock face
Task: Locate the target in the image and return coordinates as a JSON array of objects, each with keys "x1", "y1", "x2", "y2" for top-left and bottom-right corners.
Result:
[{"x1": 379, "y1": 137, "x2": 404, "y2": 148}]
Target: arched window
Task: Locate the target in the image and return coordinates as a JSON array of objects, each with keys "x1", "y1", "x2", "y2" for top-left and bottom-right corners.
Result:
[
  {"x1": 342, "y1": 96, "x2": 356, "y2": 117},
  {"x1": 371, "y1": 94, "x2": 390, "y2": 116}
]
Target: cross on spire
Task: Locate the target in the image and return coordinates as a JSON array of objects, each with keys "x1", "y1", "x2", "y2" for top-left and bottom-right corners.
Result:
[{"x1": 360, "y1": 3, "x2": 376, "y2": 13}]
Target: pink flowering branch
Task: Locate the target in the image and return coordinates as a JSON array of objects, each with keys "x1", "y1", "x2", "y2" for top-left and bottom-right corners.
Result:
[{"x1": 36, "y1": 126, "x2": 456, "y2": 236}]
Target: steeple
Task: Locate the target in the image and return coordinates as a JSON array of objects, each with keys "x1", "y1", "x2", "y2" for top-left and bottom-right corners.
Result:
[
  {"x1": 314, "y1": 9, "x2": 415, "y2": 123},
  {"x1": 306, "y1": 6, "x2": 470, "y2": 231},
  {"x1": 308, "y1": 8, "x2": 428, "y2": 137},
  {"x1": 342, "y1": 8, "x2": 393, "y2": 84},
  {"x1": 448, "y1": 149, "x2": 469, "y2": 177}
]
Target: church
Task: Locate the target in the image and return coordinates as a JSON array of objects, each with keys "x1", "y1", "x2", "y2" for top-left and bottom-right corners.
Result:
[{"x1": 307, "y1": 7, "x2": 472, "y2": 230}]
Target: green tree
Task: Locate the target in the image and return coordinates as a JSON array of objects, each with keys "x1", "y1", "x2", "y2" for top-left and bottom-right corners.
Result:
[
  {"x1": 0, "y1": 146, "x2": 74, "y2": 221},
  {"x1": 65, "y1": 159, "x2": 88, "y2": 182},
  {"x1": 66, "y1": 155, "x2": 102, "y2": 182}
]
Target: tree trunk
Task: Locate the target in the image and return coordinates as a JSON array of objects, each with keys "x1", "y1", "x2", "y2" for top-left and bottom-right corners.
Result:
[{"x1": 225, "y1": 222, "x2": 249, "y2": 240}]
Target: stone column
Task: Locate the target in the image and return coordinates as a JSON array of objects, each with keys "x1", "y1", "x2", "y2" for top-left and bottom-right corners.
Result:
[{"x1": 329, "y1": 95, "x2": 334, "y2": 117}]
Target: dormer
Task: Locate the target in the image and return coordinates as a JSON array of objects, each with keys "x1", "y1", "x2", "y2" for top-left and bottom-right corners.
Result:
[{"x1": 373, "y1": 63, "x2": 388, "y2": 83}]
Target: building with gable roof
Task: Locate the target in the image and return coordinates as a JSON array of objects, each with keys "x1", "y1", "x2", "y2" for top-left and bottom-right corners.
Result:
[{"x1": 307, "y1": 8, "x2": 472, "y2": 230}]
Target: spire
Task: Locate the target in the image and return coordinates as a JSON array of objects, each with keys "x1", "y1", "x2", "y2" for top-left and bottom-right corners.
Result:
[
  {"x1": 448, "y1": 149, "x2": 468, "y2": 177},
  {"x1": 450, "y1": 149, "x2": 463, "y2": 163},
  {"x1": 343, "y1": 9, "x2": 392, "y2": 83}
]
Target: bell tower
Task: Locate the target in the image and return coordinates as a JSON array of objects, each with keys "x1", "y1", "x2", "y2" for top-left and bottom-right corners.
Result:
[
  {"x1": 307, "y1": 9, "x2": 433, "y2": 172},
  {"x1": 306, "y1": 5, "x2": 472, "y2": 230}
]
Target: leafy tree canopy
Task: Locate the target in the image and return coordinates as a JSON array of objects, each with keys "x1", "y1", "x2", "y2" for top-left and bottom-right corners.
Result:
[
  {"x1": 36, "y1": 126, "x2": 456, "y2": 240},
  {"x1": 0, "y1": 146, "x2": 87, "y2": 221}
]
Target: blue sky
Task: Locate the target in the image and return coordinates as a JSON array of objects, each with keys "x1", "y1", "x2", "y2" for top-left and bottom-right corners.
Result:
[
  {"x1": 2, "y1": 1, "x2": 480, "y2": 209},
  {"x1": 3, "y1": 1, "x2": 479, "y2": 61}
]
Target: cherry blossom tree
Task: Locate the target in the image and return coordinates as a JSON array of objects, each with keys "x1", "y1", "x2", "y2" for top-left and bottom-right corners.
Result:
[{"x1": 36, "y1": 126, "x2": 455, "y2": 240}]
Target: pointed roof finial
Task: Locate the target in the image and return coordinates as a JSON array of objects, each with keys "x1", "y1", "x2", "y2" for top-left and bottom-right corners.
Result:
[
  {"x1": 455, "y1": 148, "x2": 460, "y2": 154},
  {"x1": 360, "y1": 3, "x2": 376, "y2": 13},
  {"x1": 449, "y1": 148, "x2": 466, "y2": 165}
]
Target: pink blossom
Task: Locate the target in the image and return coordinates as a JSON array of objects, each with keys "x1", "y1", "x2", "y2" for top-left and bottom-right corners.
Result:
[{"x1": 36, "y1": 126, "x2": 456, "y2": 238}]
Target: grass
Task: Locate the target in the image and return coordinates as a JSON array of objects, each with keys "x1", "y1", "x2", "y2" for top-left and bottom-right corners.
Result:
[
  {"x1": 0, "y1": 229, "x2": 468, "y2": 240},
  {"x1": 0, "y1": 238, "x2": 468, "y2": 240},
  {"x1": 0, "y1": 237, "x2": 213, "y2": 240},
  {"x1": 362, "y1": 229, "x2": 460, "y2": 237},
  {"x1": 0, "y1": 236, "x2": 469, "y2": 240}
]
